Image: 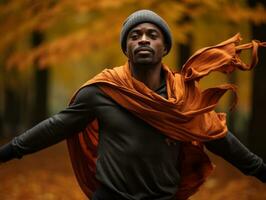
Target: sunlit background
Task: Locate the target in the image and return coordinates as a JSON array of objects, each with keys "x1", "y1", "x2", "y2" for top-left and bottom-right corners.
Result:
[{"x1": 0, "y1": 0, "x2": 266, "y2": 199}]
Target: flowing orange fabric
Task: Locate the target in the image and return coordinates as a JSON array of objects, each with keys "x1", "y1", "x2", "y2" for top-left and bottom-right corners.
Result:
[{"x1": 67, "y1": 33, "x2": 266, "y2": 200}]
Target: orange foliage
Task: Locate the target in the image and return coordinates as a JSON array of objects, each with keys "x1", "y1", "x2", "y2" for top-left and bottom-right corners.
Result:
[
  {"x1": 0, "y1": 0, "x2": 266, "y2": 69},
  {"x1": 1, "y1": 143, "x2": 266, "y2": 200}
]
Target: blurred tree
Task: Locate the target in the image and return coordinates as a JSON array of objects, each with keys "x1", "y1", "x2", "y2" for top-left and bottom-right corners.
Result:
[
  {"x1": 0, "y1": 45, "x2": 21, "y2": 137},
  {"x1": 248, "y1": 0, "x2": 266, "y2": 160},
  {"x1": 176, "y1": 14, "x2": 192, "y2": 71},
  {"x1": 3, "y1": 69, "x2": 22, "y2": 136},
  {"x1": 31, "y1": 30, "x2": 50, "y2": 125},
  {"x1": 0, "y1": 0, "x2": 266, "y2": 137}
]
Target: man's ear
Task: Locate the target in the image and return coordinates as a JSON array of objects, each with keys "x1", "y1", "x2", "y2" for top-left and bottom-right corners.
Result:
[
  {"x1": 124, "y1": 46, "x2": 129, "y2": 56},
  {"x1": 163, "y1": 47, "x2": 168, "y2": 56},
  {"x1": 124, "y1": 50, "x2": 128, "y2": 56}
]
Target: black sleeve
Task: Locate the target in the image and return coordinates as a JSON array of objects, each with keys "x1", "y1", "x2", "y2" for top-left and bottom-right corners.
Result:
[
  {"x1": 205, "y1": 131, "x2": 266, "y2": 183},
  {"x1": 0, "y1": 85, "x2": 99, "y2": 163}
]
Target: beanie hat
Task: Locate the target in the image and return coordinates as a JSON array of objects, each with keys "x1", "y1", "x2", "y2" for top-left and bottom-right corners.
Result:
[{"x1": 120, "y1": 9, "x2": 172, "y2": 55}]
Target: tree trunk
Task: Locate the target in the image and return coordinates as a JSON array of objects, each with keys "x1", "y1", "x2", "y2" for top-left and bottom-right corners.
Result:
[
  {"x1": 31, "y1": 30, "x2": 50, "y2": 126},
  {"x1": 176, "y1": 14, "x2": 192, "y2": 71},
  {"x1": 227, "y1": 72, "x2": 237, "y2": 135},
  {"x1": 0, "y1": 60, "x2": 3, "y2": 137},
  {"x1": 2, "y1": 69, "x2": 22, "y2": 137},
  {"x1": 248, "y1": 0, "x2": 266, "y2": 160},
  {"x1": 1, "y1": 45, "x2": 25, "y2": 138},
  {"x1": 177, "y1": 37, "x2": 192, "y2": 70}
]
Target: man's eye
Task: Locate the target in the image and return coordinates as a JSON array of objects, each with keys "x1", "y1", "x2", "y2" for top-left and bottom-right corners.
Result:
[
  {"x1": 149, "y1": 33, "x2": 158, "y2": 39},
  {"x1": 130, "y1": 34, "x2": 139, "y2": 40}
]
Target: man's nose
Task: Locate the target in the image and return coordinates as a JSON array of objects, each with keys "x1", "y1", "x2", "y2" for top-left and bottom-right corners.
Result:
[{"x1": 138, "y1": 34, "x2": 150, "y2": 45}]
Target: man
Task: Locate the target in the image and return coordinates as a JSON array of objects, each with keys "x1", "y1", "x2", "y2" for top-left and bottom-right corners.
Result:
[{"x1": 0, "y1": 10, "x2": 266, "y2": 200}]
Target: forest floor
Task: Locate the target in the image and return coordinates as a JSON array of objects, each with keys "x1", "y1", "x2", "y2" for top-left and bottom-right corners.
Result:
[{"x1": 0, "y1": 141, "x2": 266, "y2": 200}]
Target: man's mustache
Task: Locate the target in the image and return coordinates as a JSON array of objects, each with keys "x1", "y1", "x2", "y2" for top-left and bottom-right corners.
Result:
[{"x1": 134, "y1": 46, "x2": 154, "y2": 54}]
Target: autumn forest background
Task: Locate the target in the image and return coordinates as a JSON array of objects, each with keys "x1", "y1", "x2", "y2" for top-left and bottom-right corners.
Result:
[{"x1": 0, "y1": 0, "x2": 266, "y2": 199}]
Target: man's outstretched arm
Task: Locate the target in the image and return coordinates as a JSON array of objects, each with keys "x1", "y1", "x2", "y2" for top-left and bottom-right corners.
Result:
[
  {"x1": 0, "y1": 86, "x2": 98, "y2": 163},
  {"x1": 205, "y1": 131, "x2": 266, "y2": 183}
]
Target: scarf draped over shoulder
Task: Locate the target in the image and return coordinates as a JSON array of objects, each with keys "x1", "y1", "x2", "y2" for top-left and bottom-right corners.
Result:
[{"x1": 66, "y1": 33, "x2": 266, "y2": 200}]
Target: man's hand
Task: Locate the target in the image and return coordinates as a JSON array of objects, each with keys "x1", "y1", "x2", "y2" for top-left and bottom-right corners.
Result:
[{"x1": 255, "y1": 163, "x2": 266, "y2": 183}]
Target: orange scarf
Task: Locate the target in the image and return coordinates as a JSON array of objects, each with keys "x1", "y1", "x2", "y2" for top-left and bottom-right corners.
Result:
[{"x1": 67, "y1": 34, "x2": 266, "y2": 200}]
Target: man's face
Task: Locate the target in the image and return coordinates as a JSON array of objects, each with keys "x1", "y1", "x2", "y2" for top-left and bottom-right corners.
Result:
[{"x1": 125, "y1": 23, "x2": 167, "y2": 65}]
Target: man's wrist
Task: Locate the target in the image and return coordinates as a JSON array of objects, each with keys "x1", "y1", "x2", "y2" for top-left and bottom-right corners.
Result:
[
  {"x1": 0, "y1": 141, "x2": 16, "y2": 163},
  {"x1": 254, "y1": 163, "x2": 266, "y2": 183}
]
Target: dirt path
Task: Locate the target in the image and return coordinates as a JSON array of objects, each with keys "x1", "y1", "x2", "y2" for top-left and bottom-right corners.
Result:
[{"x1": 0, "y1": 142, "x2": 265, "y2": 200}]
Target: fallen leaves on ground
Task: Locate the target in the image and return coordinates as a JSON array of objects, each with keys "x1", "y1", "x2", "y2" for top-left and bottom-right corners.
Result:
[{"x1": 0, "y1": 142, "x2": 265, "y2": 200}]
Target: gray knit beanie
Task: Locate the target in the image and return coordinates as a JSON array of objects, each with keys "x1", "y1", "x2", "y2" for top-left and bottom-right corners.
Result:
[{"x1": 120, "y1": 9, "x2": 172, "y2": 55}]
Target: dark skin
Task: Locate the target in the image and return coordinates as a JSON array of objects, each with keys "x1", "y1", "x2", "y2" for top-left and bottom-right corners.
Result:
[{"x1": 125, "y1": 23, "x2": 168, "y2": 91}]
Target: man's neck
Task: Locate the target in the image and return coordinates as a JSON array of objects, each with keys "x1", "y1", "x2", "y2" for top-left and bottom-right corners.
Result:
[{"x1": 129, "y1": 61, "x2": 163, "y2": 91}]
